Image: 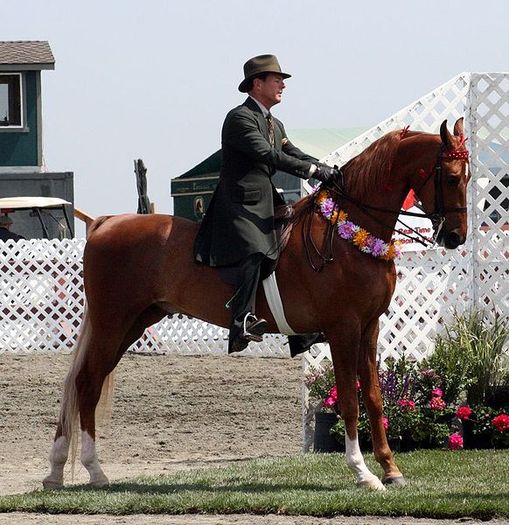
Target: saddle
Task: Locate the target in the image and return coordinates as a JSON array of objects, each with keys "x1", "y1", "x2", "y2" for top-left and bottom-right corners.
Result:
[{"x1": 273, "y1": 204, "x2": 295, "y2": 255}]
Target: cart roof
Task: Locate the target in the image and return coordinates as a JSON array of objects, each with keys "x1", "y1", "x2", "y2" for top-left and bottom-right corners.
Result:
[{"x1": 0, "y1": 197, "x2": 71, "y2": 211}]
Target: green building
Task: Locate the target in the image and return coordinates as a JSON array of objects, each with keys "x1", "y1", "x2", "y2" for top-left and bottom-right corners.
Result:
[
  {"x1": 0, "y1": 41, "x2": 74, "y2": 238},
  {"x1": 171, "y1": 128, "x2": 365, "y2": 223}
]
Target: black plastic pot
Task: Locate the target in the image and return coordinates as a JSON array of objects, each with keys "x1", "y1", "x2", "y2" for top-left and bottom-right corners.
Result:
[{"x1": 313, "y1": 412, "x2": 343, "y2": 452}]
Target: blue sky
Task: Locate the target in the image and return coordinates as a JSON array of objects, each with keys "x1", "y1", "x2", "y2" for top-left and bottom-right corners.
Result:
[{"x1": 3, "y1": 0, "x2": 509, "y2": 235}]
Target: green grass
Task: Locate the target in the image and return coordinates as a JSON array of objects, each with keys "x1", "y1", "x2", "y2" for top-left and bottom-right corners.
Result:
[{"x1": 1, "y1": 450, "x2": 508, "y2": 518}]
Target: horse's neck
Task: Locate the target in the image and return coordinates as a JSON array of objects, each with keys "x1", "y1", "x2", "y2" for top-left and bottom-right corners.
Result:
[{"x1": 341, "y1": 134, "x2": 439, "y2": 242}]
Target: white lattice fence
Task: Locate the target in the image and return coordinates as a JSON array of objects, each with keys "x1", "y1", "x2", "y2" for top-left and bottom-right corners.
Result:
[{"x1": 0, "y1": 239, "x2": 289, "y2": 356}]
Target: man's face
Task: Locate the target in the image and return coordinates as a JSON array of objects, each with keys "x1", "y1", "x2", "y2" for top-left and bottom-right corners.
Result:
[{"x1": 253, "y1": 73, "x2": 286, "y2": 109}]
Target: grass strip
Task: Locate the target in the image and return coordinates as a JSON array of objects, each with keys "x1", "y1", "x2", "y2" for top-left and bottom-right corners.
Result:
[{"x1": 0, "y1": 450, "x2": 508, "y2": 518}]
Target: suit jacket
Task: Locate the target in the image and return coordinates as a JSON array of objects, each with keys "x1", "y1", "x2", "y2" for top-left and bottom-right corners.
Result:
[{"x1": 193, "y1": 97, "x2": 317, "y2": 267}]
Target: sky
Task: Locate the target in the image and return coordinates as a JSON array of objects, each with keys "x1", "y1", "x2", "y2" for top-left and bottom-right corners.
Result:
[{"x1": 3, "y1": 0, "x2": 509, "y2": 236}]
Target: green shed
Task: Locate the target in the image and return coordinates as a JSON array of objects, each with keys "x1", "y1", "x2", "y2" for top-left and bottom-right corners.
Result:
[{"x1": 170, "y1": 128, "x2": 365, "y2": 223}]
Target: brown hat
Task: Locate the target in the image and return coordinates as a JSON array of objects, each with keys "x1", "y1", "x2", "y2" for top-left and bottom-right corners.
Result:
[{"x1": 238, "y1": 54, "x2": 291, "y2": 93}]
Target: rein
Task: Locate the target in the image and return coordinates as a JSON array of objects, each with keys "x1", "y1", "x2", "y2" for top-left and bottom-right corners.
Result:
[{"x1": 303, "y1": 141, "x2": 469, "y2": 270}]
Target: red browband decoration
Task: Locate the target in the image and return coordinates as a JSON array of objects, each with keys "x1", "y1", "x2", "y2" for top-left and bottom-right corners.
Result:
[{"x1": 443, "y1": 149, "x2": 469, "y2": 161}]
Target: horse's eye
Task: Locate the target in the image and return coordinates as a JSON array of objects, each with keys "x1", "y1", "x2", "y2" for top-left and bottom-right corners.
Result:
[{"x1": 447, "y1": 176, "x2": 459, "y2": 186}]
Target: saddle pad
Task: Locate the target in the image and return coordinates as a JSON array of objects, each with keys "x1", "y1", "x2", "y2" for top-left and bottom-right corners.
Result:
[{"x1": 262, "y1": 272, "x2": 298, "y2": 335}]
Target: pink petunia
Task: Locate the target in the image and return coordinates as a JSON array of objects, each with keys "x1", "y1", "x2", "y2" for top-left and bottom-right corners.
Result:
[
  {"x1": 382, "y1": 416, "x2": 389, "y2": 430},
  {"x1": 432, "y1": 387, "x2": 443, "y2": 398},
  {"x1": 456, "y1": 406, "x2": 473, "y2": 421},
  {"x1": 448, "y1": 432, "x2": 463, "y2": 450}
]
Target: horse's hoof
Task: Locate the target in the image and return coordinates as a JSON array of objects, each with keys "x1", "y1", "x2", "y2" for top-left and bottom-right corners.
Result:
[
  {"x1": 357, "y1": 477, "x2": 386, "y2": 491},
  {"x1": 42, "y1": 477, "x2": 63, "y2": 490},
  {"x1": 90, "y1": 476, "x2": 110, "y2": 488},
  {"x1": 383, "y1": 475, "x2": 407, "y2": 487}
]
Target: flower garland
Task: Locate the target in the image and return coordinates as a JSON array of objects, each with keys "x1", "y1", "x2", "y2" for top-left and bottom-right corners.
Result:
[{"x1": 315, "y1": 188, "x2": 402, "y2": 261}]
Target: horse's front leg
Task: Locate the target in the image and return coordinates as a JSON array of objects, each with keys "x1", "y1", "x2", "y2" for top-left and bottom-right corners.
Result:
[
  {"x1": 328, "y1": 329, "x2": 385, "y2": 491},
  {"x1": 358, "y1": 320, "x2": 406, "y2": 486}
]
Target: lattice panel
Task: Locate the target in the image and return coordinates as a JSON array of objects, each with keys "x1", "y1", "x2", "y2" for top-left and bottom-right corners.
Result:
[
  {"x1": 321, "y1": 74, "x2": 470, "y2": 169},
  {"x1": 0, "y1": 239, "x2": 289, "y2": 356},
  {"x1": 468, "y1": 73, "x2": 509, "y2": 317}
]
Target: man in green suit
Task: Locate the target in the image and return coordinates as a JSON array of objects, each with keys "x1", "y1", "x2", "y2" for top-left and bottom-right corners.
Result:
[{"x1": 194, "y1": 54, "x2": 339, "y2": 353}]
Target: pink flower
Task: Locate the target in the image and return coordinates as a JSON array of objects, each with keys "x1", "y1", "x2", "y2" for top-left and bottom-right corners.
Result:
[
  {"x1": 492, "y1": 414, "x2": 509, "y2": 433},
  {"x1": 323, "y1": 385, "x2": 338, "y2": 409},
  {"x1": 448, "y1": 432, "x2": 463, "y2": 450},
  {"x1": 382, "y1": 416, "x2": 389, "y2": 430},
  {"x1": 456, "y1": 406, "x2": 473, "y2": 421},
  {"x1": 398, "y1": 399, "x2": 416, "y2": 410},
  {"x1": 430, "y1": 397, "x2": 447, "y2": 410},
  {"x1": 431, "y1": 388, "x2": 443, "y2": 398},
  {"x1": 323, "y1": 396, "x2": 336, "y2": 409}
]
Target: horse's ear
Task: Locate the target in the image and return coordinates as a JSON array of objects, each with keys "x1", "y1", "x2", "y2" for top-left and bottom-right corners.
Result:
[
  {"x1": 440, "y1": 120, "x2": 453, "y2": 149},
  {"x1": 453, "y1": 117, "x2": 464, "y2": 137}
]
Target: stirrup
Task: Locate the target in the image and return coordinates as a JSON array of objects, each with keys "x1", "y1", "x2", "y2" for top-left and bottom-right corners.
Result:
[{"x1": 241, "y1": 313, "x2": 267, "y2": 342}]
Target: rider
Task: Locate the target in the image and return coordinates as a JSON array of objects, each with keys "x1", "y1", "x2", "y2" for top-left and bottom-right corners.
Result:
[
  {"x1": 0, "y1": 215, "x2": 25, "y2": 241},
  {"x1": 193, "y1": 54, "x2": 340, "y2": 353}
]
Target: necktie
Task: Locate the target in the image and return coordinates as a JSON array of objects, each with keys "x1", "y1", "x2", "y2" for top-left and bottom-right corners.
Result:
[{"x1": 266, "y1": 113, "x2": 275, "y2": 147}]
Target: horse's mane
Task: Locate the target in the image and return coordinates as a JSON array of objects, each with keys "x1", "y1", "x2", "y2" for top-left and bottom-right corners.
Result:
[{"x1": 341, "y1": 130, "x2": 405, "y2": 199}]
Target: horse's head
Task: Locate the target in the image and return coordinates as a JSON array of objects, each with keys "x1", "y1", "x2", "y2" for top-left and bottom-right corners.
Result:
[{"x1": 411, "y1": 118, "x2": 470, "y2": 249}]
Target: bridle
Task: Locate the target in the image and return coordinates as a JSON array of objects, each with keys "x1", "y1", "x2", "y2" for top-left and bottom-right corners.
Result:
[{"x1": 327, "y1": 144, "x2": 469, "y2": 247}]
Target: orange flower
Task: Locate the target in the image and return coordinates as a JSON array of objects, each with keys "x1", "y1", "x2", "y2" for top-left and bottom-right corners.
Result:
[
  {"x1": 338, "y1": 210, "x2": 348, "y2": 222},
  {"x1": 316, "y1": 190, "x2": 328, "y2": 204},
  {"x1": 353, "y1": 228, "x2": 369, "y2": 247}
]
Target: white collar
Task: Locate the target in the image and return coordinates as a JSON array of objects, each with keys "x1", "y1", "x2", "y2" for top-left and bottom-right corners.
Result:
[{"x1": 249, "y1": 96, "x2": 270, "y2": 118}]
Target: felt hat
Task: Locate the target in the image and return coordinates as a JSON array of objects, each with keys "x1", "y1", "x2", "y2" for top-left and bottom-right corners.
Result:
[
  {"x1": 0, "y1": 214, "x2": 13, "y2": 226},
  {"x1": 238, "y1": 54, "x2": 291, "y2": 93}
]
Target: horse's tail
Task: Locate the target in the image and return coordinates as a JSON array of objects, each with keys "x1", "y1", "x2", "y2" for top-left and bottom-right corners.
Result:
[{"x1": 59, "y1": 309, "x2": 115, "y2": 479}]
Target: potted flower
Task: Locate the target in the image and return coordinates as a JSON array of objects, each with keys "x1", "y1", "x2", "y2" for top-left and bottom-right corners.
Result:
[{"x1": 305, "y1": 363, "x2": 342, "y2": 452}]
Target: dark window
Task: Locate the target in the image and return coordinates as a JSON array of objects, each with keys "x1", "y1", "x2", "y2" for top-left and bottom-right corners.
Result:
[{"x1": 0, "y1": 74, "x2": 22, "y2": 127}]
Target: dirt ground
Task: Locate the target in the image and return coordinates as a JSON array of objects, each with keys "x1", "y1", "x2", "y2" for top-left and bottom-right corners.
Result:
[{"x1": 0, "y1": 352, "x2": 507, "y2": 525}]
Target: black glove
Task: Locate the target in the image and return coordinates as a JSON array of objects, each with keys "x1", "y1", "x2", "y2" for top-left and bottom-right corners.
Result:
[{"x1": 313, "y1": 163, "x2": 340, "y2": 183}]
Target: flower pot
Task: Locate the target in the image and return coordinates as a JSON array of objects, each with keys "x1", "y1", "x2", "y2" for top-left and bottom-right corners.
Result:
[
  {"x1": 313, "y1": 412, "x2": 343, "y2": 452},
  {"x1": 462, "y1": 419, "x2": 494, "y2": 449}
]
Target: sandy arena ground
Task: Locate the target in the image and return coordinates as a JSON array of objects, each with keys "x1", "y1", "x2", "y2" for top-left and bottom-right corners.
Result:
[{"x1": 1, "y1": 351, "x2": 507, "y2": 525}]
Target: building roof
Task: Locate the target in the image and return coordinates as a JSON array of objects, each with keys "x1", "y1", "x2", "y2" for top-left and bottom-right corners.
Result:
[
  {"x1": 0, "y1": 41, "x2": 55, "y2": 71},
  {"x1": 288, "y1": 128, "x2": 366, "y2": 160}
]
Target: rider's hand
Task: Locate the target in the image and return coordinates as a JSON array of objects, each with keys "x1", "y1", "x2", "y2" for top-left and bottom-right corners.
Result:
[{"x1": 313, "y1": 163, "x2": 340, "y2": 183}]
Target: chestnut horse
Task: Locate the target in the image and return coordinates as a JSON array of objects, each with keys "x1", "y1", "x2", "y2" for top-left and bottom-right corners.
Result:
[{"x1": 43, "y1": 118, "x2": 469, "y2": 491}]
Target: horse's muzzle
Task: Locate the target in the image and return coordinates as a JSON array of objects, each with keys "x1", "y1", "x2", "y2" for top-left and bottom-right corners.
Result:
[{"x1": 442, "y1": 229, "x2": 465, "y2": 249}]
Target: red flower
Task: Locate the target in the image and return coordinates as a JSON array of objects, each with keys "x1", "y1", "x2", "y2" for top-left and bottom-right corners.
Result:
[
  {"x1": 431, "y1": 387, "x2": 443, "y2": 398},
  {"x1": 456, "y1": 406, "x2": 473, "y2": 421},
  {"x1": 492, "y1": 414, "x2": 509, "y2": 433},
  {"x1": 382, "y1": 416, "x2": 389, "y2": 430},
  {"x1": 448, "y1": 432, "x2": 463, "y2": 450},
  {"x1": 398, "y1": 399, "x2": 416, "y2": 410},
  {"x1": 430, "y1": 397, "x2": 446, "y2": 410}
]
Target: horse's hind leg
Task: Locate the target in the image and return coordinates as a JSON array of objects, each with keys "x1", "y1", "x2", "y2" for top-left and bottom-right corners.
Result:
[
  {"x1": 43, "y1": 318, "x2": 121, "y2": 488},
  {"x1": 358, "y1": 320, "x2": 405, "y2": 486}
]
